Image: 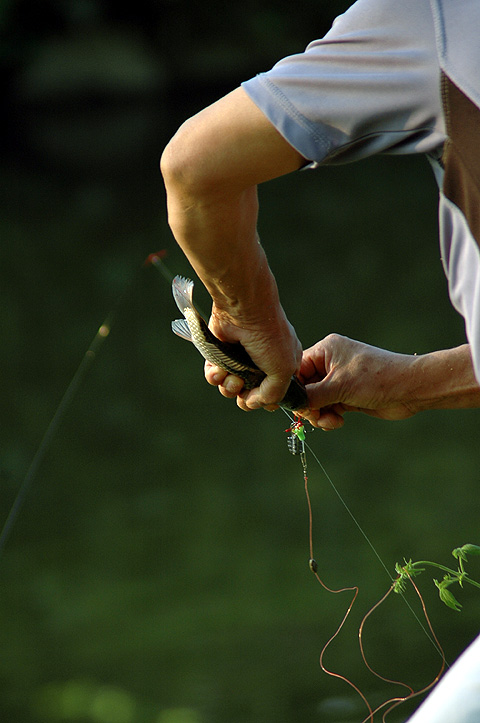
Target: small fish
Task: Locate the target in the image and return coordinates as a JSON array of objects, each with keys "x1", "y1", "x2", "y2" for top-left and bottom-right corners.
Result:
[{"x1": 171, "y1": 275, "x2": 307, "y2": 411}]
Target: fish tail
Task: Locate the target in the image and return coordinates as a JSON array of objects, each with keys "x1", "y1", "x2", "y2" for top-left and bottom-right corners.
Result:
[{"x1": 172, "y1": 276, "x2": 195, "y2": 316}]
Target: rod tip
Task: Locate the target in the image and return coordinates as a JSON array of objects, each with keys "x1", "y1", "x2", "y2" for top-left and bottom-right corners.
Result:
[{"x1": 144, "y1": 250, "x2": 167, "y2": 267}]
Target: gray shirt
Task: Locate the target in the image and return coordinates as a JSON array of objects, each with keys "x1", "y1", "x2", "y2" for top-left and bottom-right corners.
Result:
[{"x1": 242, "y1": 0, "x2": 480, "y2": 384}]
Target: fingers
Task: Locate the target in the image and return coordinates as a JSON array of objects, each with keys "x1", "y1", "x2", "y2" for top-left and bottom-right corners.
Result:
[
  {"x1": 299, "y1": 342, "x2": 328, "y2": 384},
  {"x1": 204, "y1": 361, "x2": 227, "y2": 386},
  {"x1": 299, "y1": 406, "x2": 345, "y2": 431},
  {"x1": 204, "y1": 361, "x2": 245, "y2": 398},
  {"x1": 237, "y1": 372, "x2": 292, "y2": 410},
  {"x1": 204, "y1": 360, "x2": 343, "y2": 429},
  {"x1": 205, "y1": 362, "x2": 344, "y2": 428},
  {"x1": 205, "y1": 361, "x2": 287, "y2": 409}
]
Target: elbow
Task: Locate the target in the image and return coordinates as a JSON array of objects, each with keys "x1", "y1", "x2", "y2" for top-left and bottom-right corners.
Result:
[
  {"x1": 160, "y1": 119, "x2": 219, "y2": 241},
  {"x1": 160, "y1": 128, "x2": 188, "y2": 193},
  {"x1": 160, "y1": 118, "x2": 215, "y2": 200}
]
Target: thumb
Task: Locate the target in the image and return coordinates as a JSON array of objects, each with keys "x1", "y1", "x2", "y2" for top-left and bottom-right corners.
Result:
[
  {"x1": 305, "y1": 372, "x2": 342, "y2": 411},
  {"x1": 300, "y1": 375, "x2": 346, "y2": 430},
  {"x1": 240, "y1": 373, "x2": 291, "y2": 409}
]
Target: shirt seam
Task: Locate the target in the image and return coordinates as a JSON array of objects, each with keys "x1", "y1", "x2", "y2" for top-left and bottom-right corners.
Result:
[
  {"x1": 260, "y1": 75, "x2": 438, "y2": 163},
  {"x1": 324, "y1": 127, "x2": 440, "y2": 161},
  {"x1": 259, "y1": 76, "x2": 332, "y2": 157}
]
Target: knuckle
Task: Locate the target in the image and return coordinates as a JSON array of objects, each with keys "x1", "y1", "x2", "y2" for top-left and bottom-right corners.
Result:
[{"x1": 324, "y1": 332, "x2": 343, "y2": 345}]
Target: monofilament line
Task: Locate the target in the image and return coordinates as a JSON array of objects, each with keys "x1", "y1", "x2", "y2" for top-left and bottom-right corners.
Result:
[
  {"x1": 281, "y1": 408, "x2": 445, "y2": 661},
  {"x1": 282, "y1": 406, "x2": 390, "y2": 575},
  {"x1": 304, "y1": 437, "x2": 392, "y2": 581}
]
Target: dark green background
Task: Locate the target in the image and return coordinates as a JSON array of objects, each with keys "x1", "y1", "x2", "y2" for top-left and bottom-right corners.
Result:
[{"x1": 1, "y1": 1, "x2": 478, "y2": 721}]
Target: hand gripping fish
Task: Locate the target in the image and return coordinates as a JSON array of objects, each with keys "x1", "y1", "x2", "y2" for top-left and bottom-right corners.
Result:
[{"x1": 171, "y1": 276, "x2": 308, "y2": 411}]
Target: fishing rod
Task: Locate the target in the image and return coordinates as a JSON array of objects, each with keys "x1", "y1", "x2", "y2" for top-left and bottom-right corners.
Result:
[
  {"x1": 0, "y1": 251, "x2": 170, "y2": 556},
  {"x1": 0, "y1": 319, "x2": 111, "y2": 554}
]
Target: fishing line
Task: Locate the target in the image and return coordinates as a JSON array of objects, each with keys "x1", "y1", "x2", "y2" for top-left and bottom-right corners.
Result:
[
  {"x1": 306, "y1": 435, "x2": 392, "y2": 581},
  {"x1": 282, "y1": 408, "x2": 446, "y2": 673},
  {"x1": 308, "y1": 432, "x2": 445, "y2": 659},
  {"x1": 284, "y1": 412, "x2": 376, "y2": 718},
  {"x1": 282, "y1": 408, "x2": 450, "y2": 721},
  {"x1": 282, "y1": 406, "x2": 391, "y2": 576}
]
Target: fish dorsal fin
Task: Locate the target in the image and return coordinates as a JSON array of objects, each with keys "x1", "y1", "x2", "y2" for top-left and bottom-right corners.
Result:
[
  {"x1": 171, "y1": 318, "x2": 192, "y2": 342},
  {"x1": 172, "y1": 276, "x2": 195, "y2": 317}
]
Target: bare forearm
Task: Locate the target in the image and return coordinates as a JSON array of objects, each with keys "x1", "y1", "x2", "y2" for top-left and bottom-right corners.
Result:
[
  {"x1": 299, "y1": 336, "x2": 480, "y2": 430},
  {"x1": 162, "y1": 173, "x2": 279, "y2": 321},
  {"x1": 409, "y1": 344, "x2": 480, "y2": 412}
]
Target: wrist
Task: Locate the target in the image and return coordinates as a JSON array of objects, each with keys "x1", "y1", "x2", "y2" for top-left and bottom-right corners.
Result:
[{"x1": 208, "y1": 254, "x2": 282, "y2": 327}]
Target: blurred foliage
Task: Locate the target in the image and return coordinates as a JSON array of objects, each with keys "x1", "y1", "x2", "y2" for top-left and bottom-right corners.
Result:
[{"x1": 1, "y1": 1, "x2": 479, "y2": 722}]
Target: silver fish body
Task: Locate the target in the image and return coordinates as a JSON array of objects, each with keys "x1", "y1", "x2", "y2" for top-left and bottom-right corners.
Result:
[{"x1": 171, "y1": 275, "x2": 307, "y2": 411}]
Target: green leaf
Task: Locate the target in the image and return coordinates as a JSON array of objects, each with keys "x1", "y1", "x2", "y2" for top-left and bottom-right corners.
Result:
[
  {"x1": 453, "y1": 544, "x2": 480, "y2": 561},
  {"x1": 434, "y1": 579, "x2": 462, "y2": 611}
]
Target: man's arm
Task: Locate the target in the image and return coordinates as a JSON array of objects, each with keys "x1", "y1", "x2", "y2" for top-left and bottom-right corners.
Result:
[
  {"x1": 298, "y1": 335, "x2": 480, "y2": 429},
  {"x1": 161, "y1": 87, "x2": 307, "y2": 409}
]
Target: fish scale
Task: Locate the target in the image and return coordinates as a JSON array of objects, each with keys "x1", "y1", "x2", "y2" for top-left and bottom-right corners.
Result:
[
  {"x1": 171, "y1": 275, "x2": 308, "y2": 409},
  {"x1": 183, "y1": 308, "x2": 258, "y2": 383}
]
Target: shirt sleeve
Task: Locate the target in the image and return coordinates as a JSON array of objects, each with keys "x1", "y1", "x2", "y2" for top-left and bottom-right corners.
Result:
[{"x1": 241, "y1": 0, "x2": 445, "y2": 165}]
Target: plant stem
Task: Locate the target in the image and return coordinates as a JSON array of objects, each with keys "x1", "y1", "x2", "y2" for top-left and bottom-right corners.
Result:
[{"x1": 410, "y1": 561, "x2": 480, "y2": 589}]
